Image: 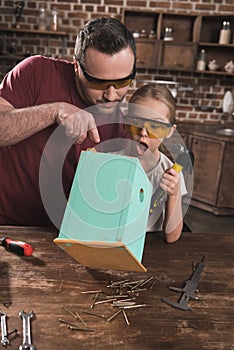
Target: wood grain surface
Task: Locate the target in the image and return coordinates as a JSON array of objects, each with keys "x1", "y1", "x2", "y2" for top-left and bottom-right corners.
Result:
[{"x1": 0, "y1": 226, "x2": 233, "y2": 350}]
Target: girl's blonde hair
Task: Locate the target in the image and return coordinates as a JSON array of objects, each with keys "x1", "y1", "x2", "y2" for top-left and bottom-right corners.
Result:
[{"x1": 129, "y1": 83, "x2": 176, "y2": 124}]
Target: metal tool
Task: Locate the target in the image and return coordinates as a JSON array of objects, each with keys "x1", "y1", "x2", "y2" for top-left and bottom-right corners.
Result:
[
  {"x1": 149, "y1": 142, "x2": 194, "y2": 213},
  {"x1": 19, "y1": 310, "x2": 35, "y2": 350},
  {"x1": 149, "y1": 162, "x2": 183, "y2": 212},
  {"x1": 1, "y1": 310, "x2": 9, "y2": 346},
  {"x1": 162, "y1": 256, "x2": 206, "y2": 311},
  {"x1": 1, "y1": 237, "x2": 33, "y2": 256}
]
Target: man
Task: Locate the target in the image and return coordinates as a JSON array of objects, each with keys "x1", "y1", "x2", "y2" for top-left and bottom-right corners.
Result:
[{"x1": 0, "y1": 17, "x2": 136, "y2": 227}]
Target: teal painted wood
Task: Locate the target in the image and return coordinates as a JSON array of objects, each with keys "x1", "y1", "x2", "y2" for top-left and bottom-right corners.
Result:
[{"x1": 58, "y1": 151, "x2": 152, "y2": 262}]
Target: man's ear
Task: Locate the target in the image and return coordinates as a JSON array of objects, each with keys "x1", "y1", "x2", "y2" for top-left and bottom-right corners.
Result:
[
  {"x1": 73, "y1": 57, "x2": 79, "y2": 75},
  {"x1": 166, "y1": 124, "x2": 177, "y2": 139}
]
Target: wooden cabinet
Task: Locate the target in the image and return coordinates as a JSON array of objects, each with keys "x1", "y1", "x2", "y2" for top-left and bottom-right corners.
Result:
[
  {"x1": 157, "y1": 12, "x2": 197, "y2": 71},
  {"x1": 217, "y1": 142, "x2": 234, "y2": 208},
  {"x1": 123, "y1": 10, "x2": 234, "y2": 76},
  {"x1": 188, "y1": 132, "x2": 234, "y2": 215},
  {"x1": 135, "y1": 40, "x2": 158, "y2": 68},
  {"x1": 196, "y1": 15, "x2": 234, "y2": 75},
  {"x1": 158, "y1": 42, "x2": 196, "y2": 71},
  {"x1": 123, "y1": 10, "x2": 197, "y2": 72}
]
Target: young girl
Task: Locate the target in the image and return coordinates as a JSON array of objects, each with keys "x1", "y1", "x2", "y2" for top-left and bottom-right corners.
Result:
[{"x1": 123, "y1": 83, "x2": 187, "y2": 243}]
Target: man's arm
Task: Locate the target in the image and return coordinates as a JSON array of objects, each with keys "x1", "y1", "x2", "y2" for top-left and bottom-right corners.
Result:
[
  {"x1": 0, "y1": 97, "x2": 56, "y2": 146},
  {"x1": 0, "y1": 97, "x2": 100, "y2": 147}
]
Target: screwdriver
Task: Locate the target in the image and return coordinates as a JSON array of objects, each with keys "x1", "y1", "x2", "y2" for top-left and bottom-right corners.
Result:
[
  {"x1": 149, "y1": 162, "x2": 183, "y2": 213},
  {"x1": 0, "y1": 237, "x2": 33, "y2": 256}
]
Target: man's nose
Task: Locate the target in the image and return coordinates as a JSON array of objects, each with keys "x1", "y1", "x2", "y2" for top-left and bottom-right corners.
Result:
[{"x1": 103, "y1": 85, "x2": 118, "y2": 101}]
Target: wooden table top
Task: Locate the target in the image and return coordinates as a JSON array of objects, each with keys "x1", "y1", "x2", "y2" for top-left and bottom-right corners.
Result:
[{"x1": 0, "y1": 226, "x2": 233, "y2": 350}]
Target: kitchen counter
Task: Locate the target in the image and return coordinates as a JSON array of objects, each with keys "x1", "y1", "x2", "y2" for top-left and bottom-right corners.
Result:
[{"x1": 177, "y1": 121, "x2": 234, "y2": 142}]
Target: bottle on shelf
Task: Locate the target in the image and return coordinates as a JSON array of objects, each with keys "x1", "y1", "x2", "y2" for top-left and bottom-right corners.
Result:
[
  {"x1": 140, "y1": 29, "x2": 148, "y2": 38},
  {"x1": 196, "y1": 49, "x2": 206, "y2": 71},
  {"x1": 51, "y1": 7, "x2": 58, "y2": 32},
  {"x1": 218, "y1": 21, "x2": 231, "y2": 45},
  {"x1": 148, "y1": 30, "x2": 156, "y2": 39},
  {"x1": 38, "y1": 7, "x2": 48, "y2": 31},
  {"x1": 163, "y1": 27, "x2": 173, "y2": 41}
]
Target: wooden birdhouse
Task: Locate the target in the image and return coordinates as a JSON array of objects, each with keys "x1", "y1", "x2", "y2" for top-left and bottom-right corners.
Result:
[{"x1": 54, "y1": 151, "x2": 152, "y2": 271}]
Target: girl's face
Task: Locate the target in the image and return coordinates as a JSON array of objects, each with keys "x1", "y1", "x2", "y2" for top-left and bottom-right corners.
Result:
[{"x1": 127, "y1": 97, "x2": 176, "y2": 158}]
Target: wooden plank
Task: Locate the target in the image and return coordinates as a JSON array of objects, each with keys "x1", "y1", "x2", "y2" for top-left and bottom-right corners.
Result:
[{"x1": 54, "y1": 238, "x2": 147, "y2": 272}]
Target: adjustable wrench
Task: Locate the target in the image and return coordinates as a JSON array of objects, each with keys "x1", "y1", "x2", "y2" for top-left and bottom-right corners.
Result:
[
  {"x1": 19, "y1": 310, "x2": 35, "y2": 350},
  {"x1": 0, "y1": 310, "x2": 9, "y2": 346}
]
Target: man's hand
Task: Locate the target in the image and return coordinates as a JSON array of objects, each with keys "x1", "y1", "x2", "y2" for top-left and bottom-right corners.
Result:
[{"x1": 55, "y1": 102, "x2": 100, "y2": 144}]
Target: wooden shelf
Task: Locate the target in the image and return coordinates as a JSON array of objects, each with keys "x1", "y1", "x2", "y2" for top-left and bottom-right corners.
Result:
[
  {"x1": 123, "y1": 10, "x2": 234, "y2": 75},
  {"x1": 199, "y1": 42, "x2": 234, "y2": 47},
  {"x1": 0, "y1": 28, "x2": 68, "y2": 59},
  {"x1": 0, "y1": 28, "x2": 68, "y2": 81},
  {"x1": 195, "y1": 70, "x2": 234, "y2": 76},
  {"x1": 0, "y1": 28, "x2": 67, "y2": 36},
  {"x1": 0, "y1": 54, "x2": 24, "y2": 60}
]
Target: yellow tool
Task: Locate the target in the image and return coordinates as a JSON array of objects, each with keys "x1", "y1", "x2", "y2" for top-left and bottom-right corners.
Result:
[{"x1": 149, "y1": 162, "x2": 183, "y2": 213}]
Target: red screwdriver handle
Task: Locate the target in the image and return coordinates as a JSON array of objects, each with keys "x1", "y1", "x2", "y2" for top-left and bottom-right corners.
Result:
[{"x1": 1, "y1": 237, "x2": 33, "y2": 256}]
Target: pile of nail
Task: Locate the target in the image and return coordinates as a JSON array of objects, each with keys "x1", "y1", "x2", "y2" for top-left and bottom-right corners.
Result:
[{"x1": 59, "y1": 275, "x2": 157, "y2": 330}]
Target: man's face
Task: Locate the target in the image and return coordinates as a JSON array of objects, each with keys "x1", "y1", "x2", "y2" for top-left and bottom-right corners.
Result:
[{"x1": 74, "y1": 47, "x2": 135, "y2": 114}]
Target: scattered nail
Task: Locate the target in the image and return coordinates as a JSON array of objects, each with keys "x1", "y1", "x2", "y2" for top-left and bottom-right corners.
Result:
[
  {"x1": 94, "y1": 298, "x2": 116, "y2": 305},
  {"x1": 81, "y1": 290, "x2": 102, "y2": 294},
  {"x1": 122, "y1": 309, "x2": 130, "y2": 326},
  {"x1": 7, "y1": 328, "x2": 18, "y2": 337},
  {"x1": 90, "y1": 292, "x2": 99, "y2": 309},
  {"x1": 61, "y1": 305, "x2": 76, "y2": 319},
  {"x1": 121, "y1": 304, "x2": 147, "y2": 309},
  {"x1": 67, "y1": 325, "x2": 95, "y2": 332},
  {"x1": 150, "y1": 279, "x2": 158, "y2": 290},
  {"x1": 74, "y1": 311, "x2": 88, "y2": 328},
  {"x1": 107, "y1": 309, "x2": 122, "y2": 322},
  {"x1": 3, "y1": 301, "x2": 12, "y2": 308},
  {"x1": 82, "y1": 311, "x2": 106, "y2": 319}
]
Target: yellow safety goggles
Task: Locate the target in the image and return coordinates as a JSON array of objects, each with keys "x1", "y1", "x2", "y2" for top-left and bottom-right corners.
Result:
[
  {"x1": 124, "y1": 115, "x2": 173, "y2": 138},
  {"x1": 79, "y1": 61, "x2": 136, "y2": 90}
]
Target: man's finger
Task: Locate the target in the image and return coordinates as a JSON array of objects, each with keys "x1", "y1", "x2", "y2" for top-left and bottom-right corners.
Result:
[
  {"x1": 88, "y1": 126, "x2": 100, "y2": 143},
  {"x1": 76, "y1": 133, "x2": 88, "y2": 144}
]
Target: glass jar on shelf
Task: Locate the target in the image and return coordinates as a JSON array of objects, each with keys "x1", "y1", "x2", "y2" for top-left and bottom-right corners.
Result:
[
  {"x1": 163, "y1": 27, "x2": 173, "y2": 41},
  {"x1": 140, "y1": 29, "x2": 148, "y2": 38},
  {"x1": 132, "y1": 29, "x2": 140, "y2": 39},
  {"x1": 196, "y1": 49, "x2": 206, "y2": 71},
  {"x1": 148, "y1": 30, "x2": 156, "y2": 39},
  {"x1": 38, "y1": 7, "x2": 48, "y2": 31}
]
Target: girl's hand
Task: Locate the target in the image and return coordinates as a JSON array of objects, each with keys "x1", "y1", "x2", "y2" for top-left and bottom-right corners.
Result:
[{"x1": 160, "y1": 167, "x2": 180, "y2": 196}]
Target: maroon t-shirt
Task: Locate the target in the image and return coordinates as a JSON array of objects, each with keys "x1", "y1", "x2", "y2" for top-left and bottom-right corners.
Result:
[{"x1": 0, "y1": 56, "x2": 128, "y2": 227}]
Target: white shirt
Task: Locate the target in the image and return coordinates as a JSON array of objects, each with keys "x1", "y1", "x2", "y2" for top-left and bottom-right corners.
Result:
[
  {"x1": 146, "y1": 151, "x2": 187, "y2": 232},
  {"x1": 110, "y1": 142, "x2": 187, "y2": 232}
]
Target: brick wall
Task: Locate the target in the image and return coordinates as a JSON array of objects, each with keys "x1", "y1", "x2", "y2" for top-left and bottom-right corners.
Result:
[{"x1": 0, "y1": 0, "x2": 234, "y2": 123}]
